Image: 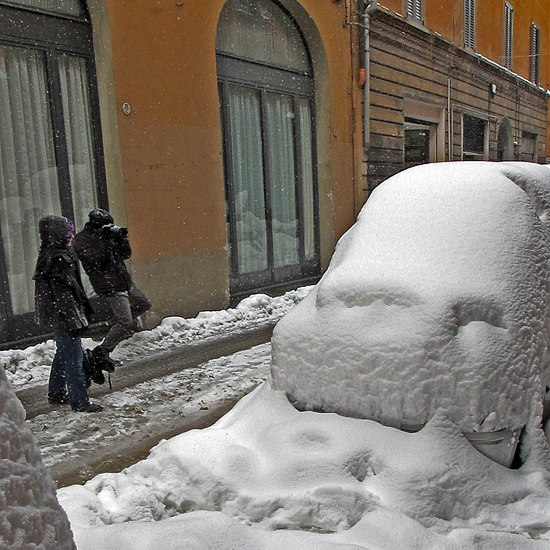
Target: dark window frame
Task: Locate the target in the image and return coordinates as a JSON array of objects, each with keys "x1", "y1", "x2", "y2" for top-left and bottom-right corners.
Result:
[
  {"x1": 0, "y1": 1, "x2": 108, "y2": 343},
  {"x1": 217, "y1": 61, "x2": 320, "y2": 296},
  {"x1": 462, "y1": 113, "x2": 486, "y2": 159},
  {"x1": 217, "y1": 0, "x2": 320, "y2": 297}
]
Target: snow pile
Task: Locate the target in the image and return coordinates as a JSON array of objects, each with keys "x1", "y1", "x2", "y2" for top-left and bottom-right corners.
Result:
[
  {"x1": 0, "y1": 358, "x2": 76, "y2": 549},
  {"x1": 59, "y1": 383, "x2": 550, "y2": 549},
  {"x1": 112, "y1": 287, "x2": 311, "y2": 360},
  {"x1": 2, "y1": 287, "x2": 311, "y2": 389},
  {"x1": 271, "y1": 162, "x2": 550, "y2": 445}
]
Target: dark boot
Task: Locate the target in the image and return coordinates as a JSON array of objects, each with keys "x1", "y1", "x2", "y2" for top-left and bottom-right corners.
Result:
[
  {"x1": 83, "y1": 348, "x2": 106, "y2": 385},
  {"x1": 90, "y1": 347, "x2": 117, "y2": 374},
  {"x1": 73, "y1": 402, "x2": 104, "y2": 413},
  {"x1": 48, "y1": 392, "x2": 69, "y2": 405},
  {"x1": 82, "y1": 348, "x2": 95, "y2": 387}
]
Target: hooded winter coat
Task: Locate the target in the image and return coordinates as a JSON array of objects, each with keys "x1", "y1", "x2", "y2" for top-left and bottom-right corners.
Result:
[
  {"x1": 73, "y1": 222, "x2": 133, "y2": 295},
  {"x1": 33, "y1": 216, "x2": 92, "y2": 331}
]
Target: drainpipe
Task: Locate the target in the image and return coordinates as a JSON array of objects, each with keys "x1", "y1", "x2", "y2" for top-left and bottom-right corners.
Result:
[
  {"x1": 447, "y1": 77, "x2": 452, "y2": 161},
  {"x1": 362, "y1": 0, "x2": 377, "y2": 153}
]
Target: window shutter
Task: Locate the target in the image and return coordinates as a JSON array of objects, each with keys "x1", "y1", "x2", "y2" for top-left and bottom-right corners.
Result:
[
  {"x1": 504, "y1": 2, "x2": 513, "y2": 70},
  {"x1": 530, "y1": 23, "x2": 540, "y2": 85},
  {"x1": 464, "y1": 0, "x2": 475, "y2": 50},
  {"x1": 407, "y1": 0, "x2": 422, "y2": 23}
]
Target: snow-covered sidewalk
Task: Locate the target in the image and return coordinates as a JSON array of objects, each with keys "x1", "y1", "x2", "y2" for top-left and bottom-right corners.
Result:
[
  {"x1": 2, "y1": 287, "x2": 311, "y2": 390},
  {"x1": 31, "y1": 343, "x2": 271, "y2": 486}
]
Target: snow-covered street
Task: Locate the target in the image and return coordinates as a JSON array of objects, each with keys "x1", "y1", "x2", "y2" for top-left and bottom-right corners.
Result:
[
  {"x1": 3, "y1": 290, "x2": 310, "y2": 486},
  {"x1": 31, "y1": 343, "x2": 271, "y2": 486},
  {"x1": 5, "y1": 164, "x2": 550, "y2": 549}
]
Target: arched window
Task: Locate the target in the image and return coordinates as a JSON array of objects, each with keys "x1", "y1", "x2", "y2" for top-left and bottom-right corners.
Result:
[
  {"x1": 0, "y1": 0, "x2": 106, "y2": 342},
  {"x1": 216, "y1": 0, "x2": 319, "y2": 296}
]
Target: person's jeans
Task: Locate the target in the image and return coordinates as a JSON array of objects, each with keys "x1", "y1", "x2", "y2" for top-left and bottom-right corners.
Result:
[
  {"x1": 49, "y1": 328, "x2": 89, "y2": 409},
  {"x1": 100, "y1": 284, "x2": 151, "y2": 354}
]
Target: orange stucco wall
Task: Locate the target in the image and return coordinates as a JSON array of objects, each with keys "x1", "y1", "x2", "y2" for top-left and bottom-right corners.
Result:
[{"x1": 101, "y1": 0, "x2": 358, "y2": 264}]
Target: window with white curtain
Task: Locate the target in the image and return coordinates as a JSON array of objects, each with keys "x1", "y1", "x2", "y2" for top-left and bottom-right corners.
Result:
[
  {"x1": 216, "y1": 0, "x2": 319, "y2": 295},
  {"x1": 0, "y1": 0, "x2": 106, "y2": 341},
  {"x1": 0, "y1": 46, "x2": 62, "y2": 315}
]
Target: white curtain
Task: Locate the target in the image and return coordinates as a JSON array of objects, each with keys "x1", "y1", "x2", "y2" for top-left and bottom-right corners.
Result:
[
  {"x1": 0, "y1": 45, "x2": 61, "y2": 315},
  {"x1": 58, "y1": 55, "x2": 97, "y2": 233},
  {"x1": 297, "y1": 98, "x2": 315, "y2": 261},
  {"x1": 227, "y1": 85, "x2": 268, "y2": 274},
  {"x1": 265, "y1": 93, "x2": 299, "y2": 268}
]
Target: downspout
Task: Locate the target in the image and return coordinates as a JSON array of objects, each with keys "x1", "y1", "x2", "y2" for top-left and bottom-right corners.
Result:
[
  {"x1": 447, "y1": 78, "x2": 452, "y2": 161},
  {"x1": 362, "y1": 0, "x2": 377, "y2": 153}
]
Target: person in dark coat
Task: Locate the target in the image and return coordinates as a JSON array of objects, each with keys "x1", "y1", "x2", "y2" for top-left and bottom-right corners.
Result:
[
  {"x1": 73, "y1": 209, "x2": 151, "y2": 367},
  {"x1": 33, "y1": 215, "x2": 103, "y2": 413}
]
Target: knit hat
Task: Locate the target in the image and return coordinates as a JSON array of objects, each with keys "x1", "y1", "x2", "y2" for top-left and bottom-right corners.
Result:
[{"x1": 38, "y1": 216, "x2": 74, "y2": 247}]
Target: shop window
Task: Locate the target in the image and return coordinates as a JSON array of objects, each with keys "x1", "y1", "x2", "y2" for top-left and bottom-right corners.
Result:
[
  {"x1": 0, "y1": 0, "x2": 106, "y2": 342},
  {"x1": 462, "y1": 114, "x2": 486, "y2": 160},
  {"x1": 216, "y1": 0, "x2": 319, "y2": 297}
]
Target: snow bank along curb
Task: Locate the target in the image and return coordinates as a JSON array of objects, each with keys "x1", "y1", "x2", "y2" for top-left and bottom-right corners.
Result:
[{"x1": 1, "y1": 287, "x2": 312, "y2": 390}]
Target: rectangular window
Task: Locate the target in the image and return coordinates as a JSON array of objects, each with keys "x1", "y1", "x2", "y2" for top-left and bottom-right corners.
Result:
[
  {"x1": 463, "y1": 114, "x2": 486, "y2": 160},
  {"x1": 530, "y1": 23, "x2": 540, "y2": 85},
  {"x1": 464, "y1": 0, "x2": 475, "y2": 50},
  {"x1": 504, "y1": 2, "x2": 514, "y2": 70},
  {"x1": 407, "y1": 0, "x2": 422, "y2": 23}
]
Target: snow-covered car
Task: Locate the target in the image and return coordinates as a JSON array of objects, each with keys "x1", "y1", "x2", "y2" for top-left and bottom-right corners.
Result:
[{"x1": 271, "y1": 162, "x2": 550, "y2": 467}]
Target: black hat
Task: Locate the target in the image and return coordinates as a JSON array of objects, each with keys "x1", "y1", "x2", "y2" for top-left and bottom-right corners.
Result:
[{"x1": 88, "y1": 209, "x2": 114, "y2": 228}]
